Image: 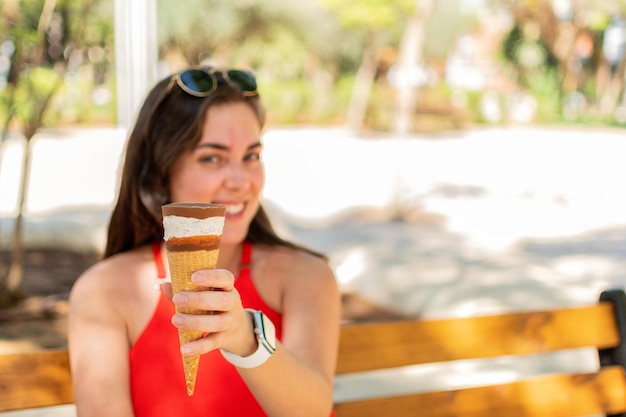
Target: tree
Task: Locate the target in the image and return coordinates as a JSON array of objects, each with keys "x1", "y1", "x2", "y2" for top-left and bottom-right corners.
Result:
[
  {"x1": 155, "y1": 0, "x2": 355, "y2": 123},
  {"x1": 497, "y1": 0, "x2": 626, "y2": 121},
  {"x1": 319, "y1": 0, "x2": 416, "y2": 131},
  {"x1": 393, "y1": 0, "x2": 434, "y2": 135},
  {"x1": 0, "y1": 0, "x2": 113, "y2": 306}
]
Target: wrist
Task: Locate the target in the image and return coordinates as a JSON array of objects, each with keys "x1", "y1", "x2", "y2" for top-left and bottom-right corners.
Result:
[
  {"x1": 221, "y1": 309, "x2": 277, "y2": 368},
  {"x1": 233, "y1": 310, "x2": 258, "y2": 357}
]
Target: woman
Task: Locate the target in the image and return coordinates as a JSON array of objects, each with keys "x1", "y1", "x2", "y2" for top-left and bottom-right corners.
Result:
[{"x1": 68, "y1": 67, "x2": 340, "y2": 417}]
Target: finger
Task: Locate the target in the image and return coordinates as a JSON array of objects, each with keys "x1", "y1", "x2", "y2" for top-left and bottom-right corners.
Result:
[
  {"x1": 172, "y1": 288, "x2": 236, "y2": 312},
  {"x1": 180, "y1": 333, "x2": 221, "y2": 356},
  {"x1": 171, "y1": 311, "x2": 230, "y2": 333},
  {"x1": 191, "y1": 268, "x2": 235, "y2": 290}
]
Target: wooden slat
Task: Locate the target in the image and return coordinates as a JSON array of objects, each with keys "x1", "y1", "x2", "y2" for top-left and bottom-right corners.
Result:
[
  {"x1": 0, "y1": 350, "x2": 73, "y2": 412},
  {"x1": 334, "y1": 365, "x2": 626, "y2": 417},
  {"x1": 0, "y1": 302, "x2": 623, "y2": 414},
  {"x1": 337, "y1": 302, "x2": 620, "y2": 374}
]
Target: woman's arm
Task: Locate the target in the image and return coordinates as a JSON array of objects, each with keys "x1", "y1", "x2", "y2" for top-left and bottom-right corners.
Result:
[
  {"x1": 172, "y1": 252, "x2": 340, "y2": 417},
  {"x1": 240, "y1": 256, "x2": 340, "y2": 416},
  {"x1": 68, "y1": 264, "x2": 136, "y2": 417}
]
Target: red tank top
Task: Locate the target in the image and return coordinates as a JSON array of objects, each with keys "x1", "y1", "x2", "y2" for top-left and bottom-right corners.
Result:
[{"x1": 129, "y1": 242, "x2": 283, "y2": 417}]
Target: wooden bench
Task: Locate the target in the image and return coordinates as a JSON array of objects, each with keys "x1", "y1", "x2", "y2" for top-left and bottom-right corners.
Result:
[{"x1": 2, "y1": 289, "x2": 626, "y2": 416}]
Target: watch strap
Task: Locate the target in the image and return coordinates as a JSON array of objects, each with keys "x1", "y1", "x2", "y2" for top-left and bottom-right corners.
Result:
[{"x1": 221, "y1": 309, "x2": 276, "y2": 368}]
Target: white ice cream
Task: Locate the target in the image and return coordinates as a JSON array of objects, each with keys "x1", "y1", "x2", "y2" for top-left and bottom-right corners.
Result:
[{"x1": 163, "y1": 215, "x2": 225, "y2": 240}]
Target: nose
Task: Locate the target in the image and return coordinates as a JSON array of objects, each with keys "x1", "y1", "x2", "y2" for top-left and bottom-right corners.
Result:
[{"x1": 223, "y1": 161, "x2": 248, "y2": 190}]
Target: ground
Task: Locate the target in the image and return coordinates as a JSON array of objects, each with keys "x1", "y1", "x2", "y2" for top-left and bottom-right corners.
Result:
[
  {"x1": 0, "y1": 248, "x2": 100, "y2": 353},
  {"x1": 5, "y1": 125, "x2": 625, "y2": 356},
  {"x1": 0, "y1": 247, "x2": 402, "y2": 355}
]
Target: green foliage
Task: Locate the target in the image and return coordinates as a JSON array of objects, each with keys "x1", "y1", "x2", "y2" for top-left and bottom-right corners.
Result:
[
  {"x1": 319, "y1": 0, "x2": 414, "y2": 29},
  {"x1": 424, "y1": 0, "x2": 480, "y2": 59},
  {"x1": 3, "y1": 0, "x2": 626, "y2": 129},
  {"x1": 528, "y1": 69, "x2": 563, "y2": 123},
  {"x1": 157, "y1": 0, "x2": 239, "y2": 55},
  {"x1": 13, "y1": 67, "x2": 60, "y2": 119},
  {"x1": 156, "y1": 0, "x2": 346, "y2": 67},
  {"x1": 233, "y1": 26, "x2": 309, "y2": 78},
  {"x1": 0, "y1": 0, "x2": 115, "y2": 130},
  {"x1": 260, "y1": 73, "x2": 352, "y2": 125}
]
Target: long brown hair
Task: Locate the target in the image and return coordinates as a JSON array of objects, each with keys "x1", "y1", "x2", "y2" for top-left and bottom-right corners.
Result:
[{"x1": 104, "y1": 69, "x2": 325, "y2": 260}]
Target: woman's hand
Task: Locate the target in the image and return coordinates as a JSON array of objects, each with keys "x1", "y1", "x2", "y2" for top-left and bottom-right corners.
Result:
[{"x1": 167, "y1": 269, "x2": 257, "y2": 358}]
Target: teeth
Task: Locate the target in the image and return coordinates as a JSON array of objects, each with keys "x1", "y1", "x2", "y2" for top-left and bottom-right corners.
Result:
[{"x1": 225, "y1": 203, "x2": 244, "y2": 214}]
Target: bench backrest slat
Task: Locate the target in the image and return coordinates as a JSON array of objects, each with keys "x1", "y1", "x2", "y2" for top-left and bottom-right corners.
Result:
[
  {"x1": 1, "y1": 299, "x2": 625, "y2": 415},
  {"x1": 0, "y1": 350, "x2": 73, "y2": 411},
  {"x1": 334, "y1": 365, "x2": 626, "y2": 417},
  {"x1": 337, "y1": 302, "x2": 620, "y2": 374}
]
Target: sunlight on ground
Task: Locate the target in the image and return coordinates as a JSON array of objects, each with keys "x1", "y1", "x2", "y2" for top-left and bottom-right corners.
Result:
[
  {"x1": 2, "y1": 126, "x2": 625, "y2": 236},
  {"x1": 0, "y1": 128, "x2": 126, "y2": 215},
  {"x1": 2, "y1": 126, "x2": 626, "y2": 315}
]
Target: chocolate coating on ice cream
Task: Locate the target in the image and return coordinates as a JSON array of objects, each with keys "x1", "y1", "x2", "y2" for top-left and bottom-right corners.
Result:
[{"x1": 162, "y1": 203, "x2": 226, "y2": 219}]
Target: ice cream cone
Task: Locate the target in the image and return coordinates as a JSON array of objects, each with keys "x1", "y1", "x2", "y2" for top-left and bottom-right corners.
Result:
[{"x1": 162, "y1": 203, "x2": 226, "y2": 396}]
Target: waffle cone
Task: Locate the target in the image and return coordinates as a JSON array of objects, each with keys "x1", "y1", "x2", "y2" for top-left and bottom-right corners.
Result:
[{"x1": 166, "y1": 248, "x2": 221, "y2": 396}]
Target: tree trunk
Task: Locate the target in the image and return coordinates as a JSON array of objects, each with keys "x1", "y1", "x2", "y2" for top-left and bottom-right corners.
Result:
[
  {"x1": 1, "y1": 137, "x2": 31, "y2": 304},
  {"x1": 598, "y1": 68, "x2": 626, "y2": 118},
  {"x1": 1, "y1": 67, "x2": 65, "y2": 304},
  {"x1": 393, "y1": 0, "x2": 434, "y2": 135},
  {"x1": 0, "y1": 83, "x2": 17, "y2": 258},
  {"x1": 344, "y1": 32, "x2": 379, "y2": 132}
]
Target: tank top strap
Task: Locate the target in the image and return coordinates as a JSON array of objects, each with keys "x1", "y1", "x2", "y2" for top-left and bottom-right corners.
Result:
[
  {"x1": 151, "y1": 242, "x2": 167, "y2": 279},
  {"x1": 240, "y1": 241, "x2": 252, "y2": 271}
]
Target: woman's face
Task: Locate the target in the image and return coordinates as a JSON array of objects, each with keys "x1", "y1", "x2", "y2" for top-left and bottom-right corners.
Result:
[{"x1": 169, "y1": 101, "x2": 264, "y2": 246}]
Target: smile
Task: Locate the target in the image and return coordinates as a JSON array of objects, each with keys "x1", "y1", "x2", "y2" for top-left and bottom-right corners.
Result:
[{"x1": 224, "y1": 203, "x2": 245, "y2": 215}]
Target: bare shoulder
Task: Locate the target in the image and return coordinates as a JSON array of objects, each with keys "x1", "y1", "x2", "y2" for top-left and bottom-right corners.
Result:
[
  {"x1": 254, "y1": 245, "x2": 340, "y2": 353},
  {"x1": 254, "y1": 244, "x2": 337, "y2": 289},
  {"x1": 70, "y1": 246, "x2": 154, "y2": 310},
  {"x1": 253, "y1": 245, "x2": 338, "y2": 300}
]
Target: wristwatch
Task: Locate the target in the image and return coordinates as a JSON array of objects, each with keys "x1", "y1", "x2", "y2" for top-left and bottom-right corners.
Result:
[{"x1": 221, "y1": 309, "x2": 277, "y2": 368}]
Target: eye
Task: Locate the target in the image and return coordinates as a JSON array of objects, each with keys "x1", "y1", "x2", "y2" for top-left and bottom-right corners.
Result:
[
  {"x1": 244, "y1": 152, "x2": 261, "y2": 162},
  {"x1": 199, "y1": 154, "x2": 221, "y2": 164}
]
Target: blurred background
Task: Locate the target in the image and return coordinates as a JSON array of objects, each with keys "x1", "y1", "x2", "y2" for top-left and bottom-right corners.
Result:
[
  {"x1": 4, "y1": 0, "x2": 626, "y2": 129},
  {"x1": 1, "y1": 2, "x2": 626, "y2": 415},
  {"x1": 1, "y1": 0, "x2": 626, "y2": 321}
]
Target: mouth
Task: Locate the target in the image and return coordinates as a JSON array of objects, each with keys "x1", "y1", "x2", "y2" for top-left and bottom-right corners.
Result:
[{"x1": 220, "y1": 202, "x2": 245, "y2": 216}]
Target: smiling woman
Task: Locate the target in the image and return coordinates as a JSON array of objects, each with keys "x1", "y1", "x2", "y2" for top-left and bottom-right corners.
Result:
[
  {"x1": 168, "y1": 102, "x2": 264, "y2": 246},
  {"x1": 67, "y1": 67, "x2": 340, "y2": 417}
]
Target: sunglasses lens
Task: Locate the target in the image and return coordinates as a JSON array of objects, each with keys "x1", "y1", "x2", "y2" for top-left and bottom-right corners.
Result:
[
  {"x1": 179, "y1": 69, "x2": 215, "y2": 95},
  {"x1": 227, "y1": 70, "x2": 257, "y2": 92}
]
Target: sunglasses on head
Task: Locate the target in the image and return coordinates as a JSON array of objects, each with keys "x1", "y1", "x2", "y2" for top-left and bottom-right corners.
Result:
[{"x1": 172, "y1": 67, "x2": 258, "y2": 97}]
